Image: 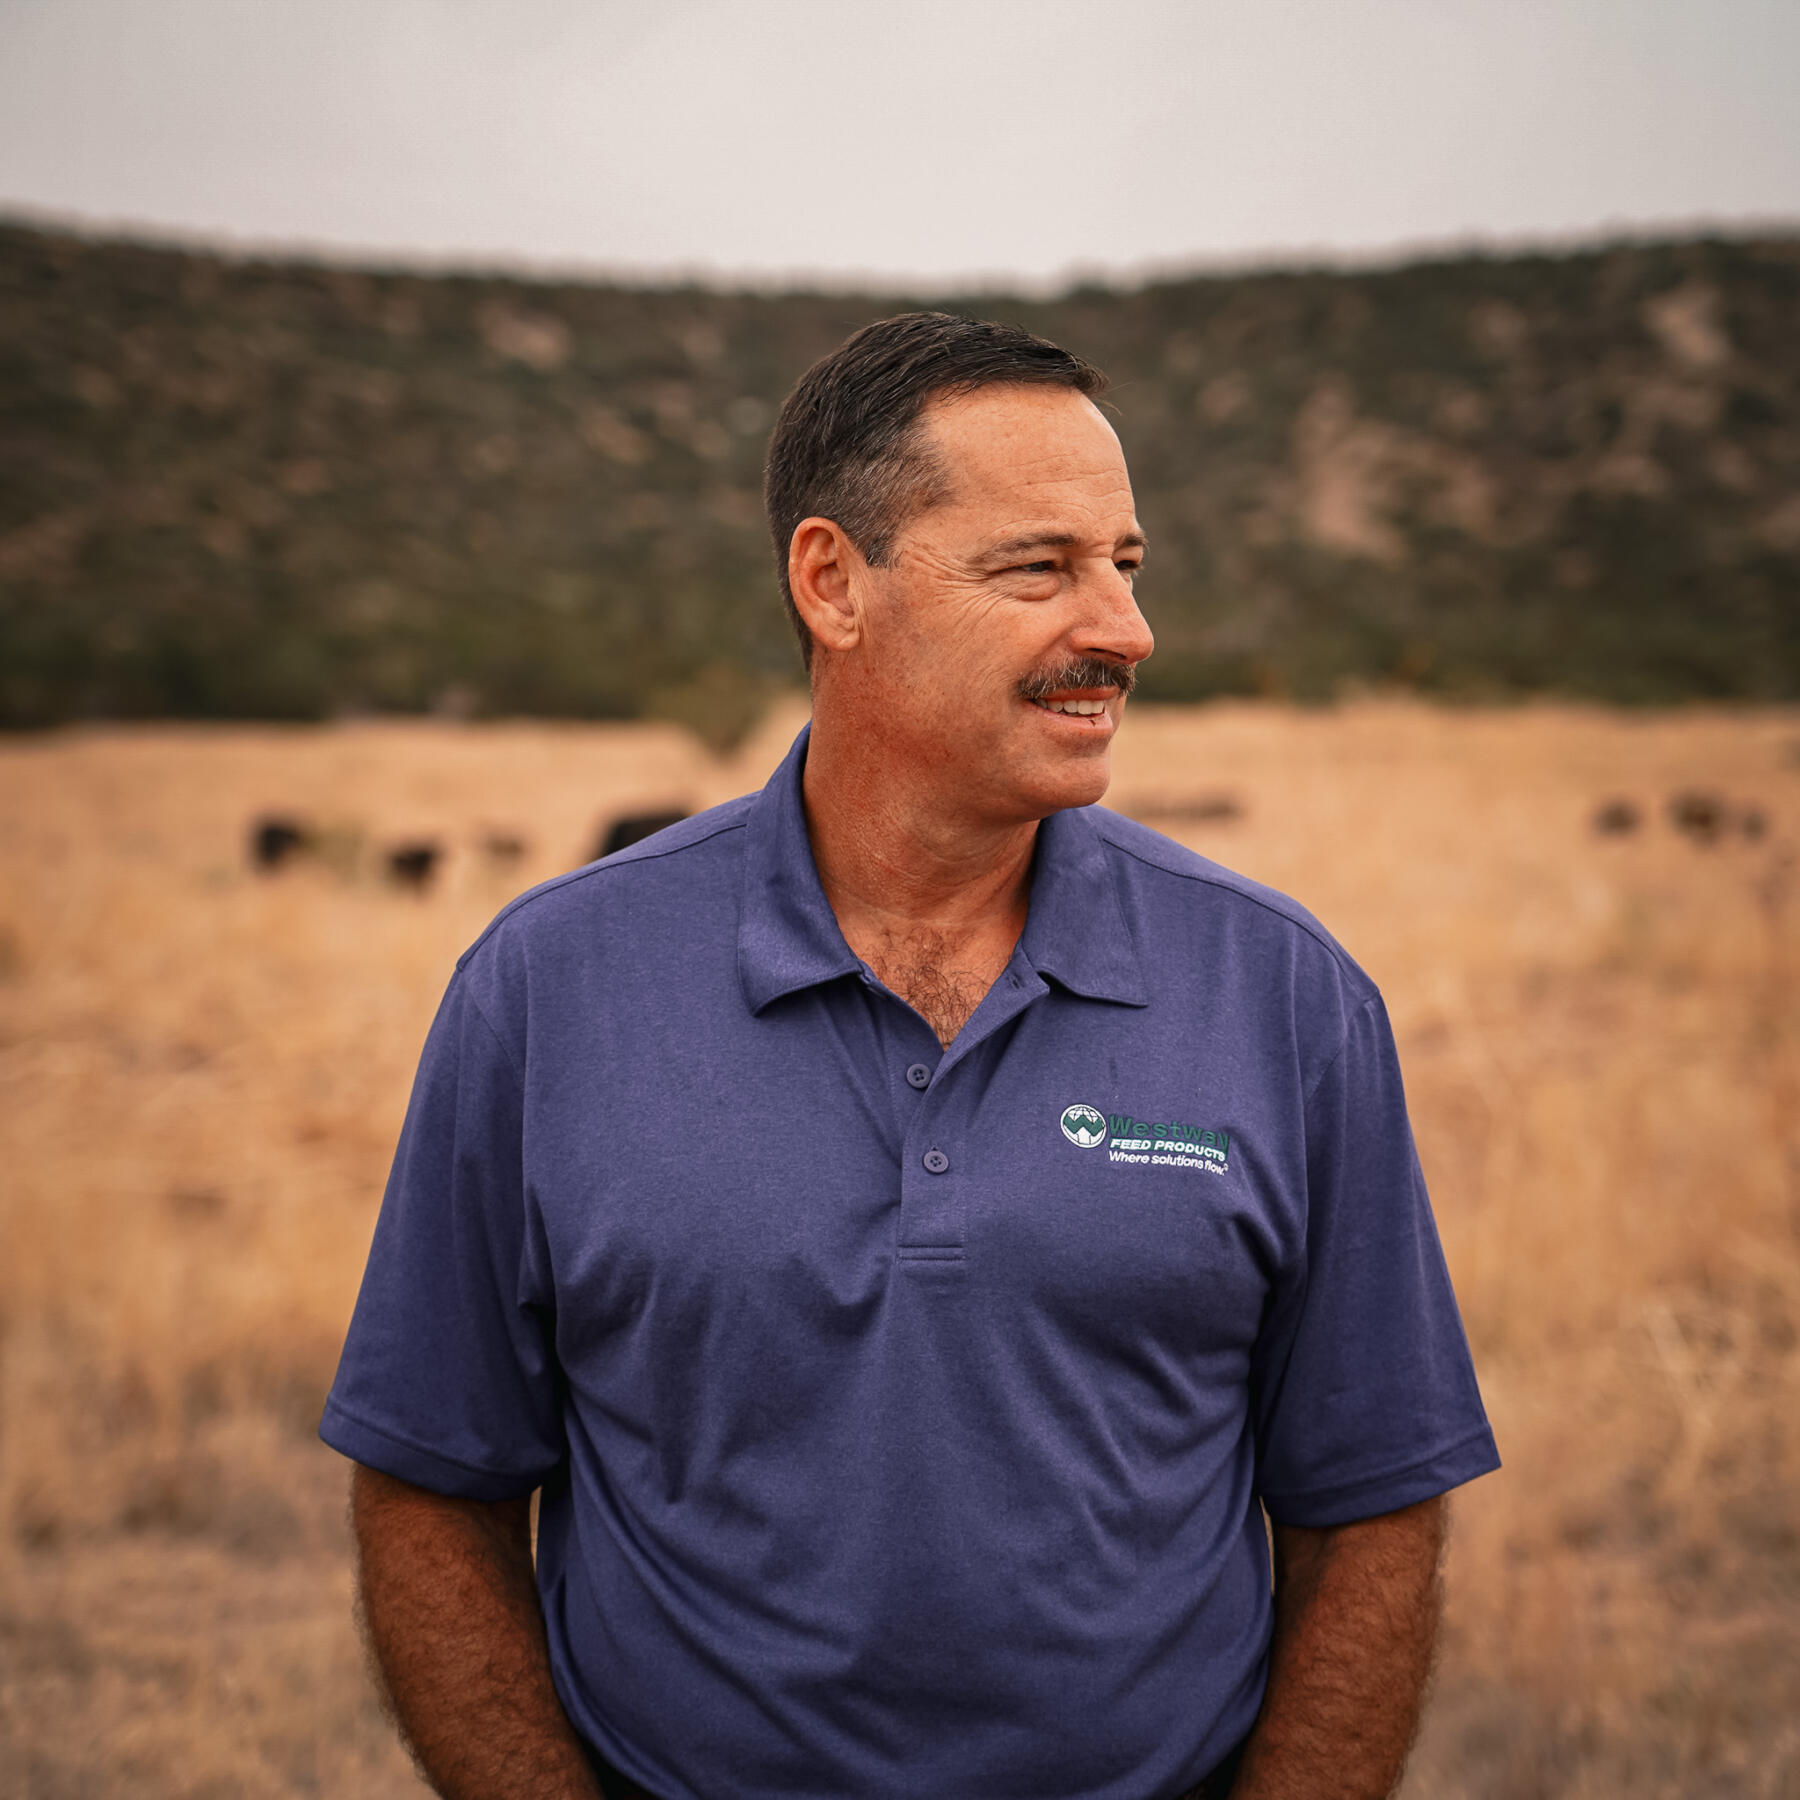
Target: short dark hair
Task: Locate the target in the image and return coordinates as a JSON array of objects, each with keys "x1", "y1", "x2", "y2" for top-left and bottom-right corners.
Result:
[{"x1": 763, "y1": 312, "x2": 1107, "y2": 668}]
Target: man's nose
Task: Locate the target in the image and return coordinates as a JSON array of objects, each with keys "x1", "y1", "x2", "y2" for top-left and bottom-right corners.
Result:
[{"x1": 1074, "y1": 560, "x2": 1155, "y2": 671}]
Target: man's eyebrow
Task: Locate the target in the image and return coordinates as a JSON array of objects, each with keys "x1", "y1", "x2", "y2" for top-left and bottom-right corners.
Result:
[{"x1": 983, "y1": 530, "x2": 1149, "y2": 559}]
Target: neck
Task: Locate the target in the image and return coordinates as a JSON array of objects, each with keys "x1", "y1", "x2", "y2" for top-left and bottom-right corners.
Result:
[{"x1": 801, "y1": 711, "x2": 1037, "y2": 949}]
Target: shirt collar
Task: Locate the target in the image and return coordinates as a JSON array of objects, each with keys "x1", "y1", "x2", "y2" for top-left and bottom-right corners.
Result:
[
  {"x1": 737, "y1": 724, "x2": 864, "y2": 1014},
  {"x1": 1018, "y1": 803, "x2": 1149, "y2": 1008},
  {"x1": 737, "y1": 723, "x2": 1148, "y2": 1015}
]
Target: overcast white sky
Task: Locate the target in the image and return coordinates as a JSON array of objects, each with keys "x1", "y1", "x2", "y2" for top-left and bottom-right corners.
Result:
[{"x1": 1, "y1": 0, "x2": 1795, "y2": 288}]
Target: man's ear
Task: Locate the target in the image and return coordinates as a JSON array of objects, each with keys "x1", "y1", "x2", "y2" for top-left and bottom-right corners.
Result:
[{"x1": 788, "y1": 519, "x2": 865, "y2": 656}]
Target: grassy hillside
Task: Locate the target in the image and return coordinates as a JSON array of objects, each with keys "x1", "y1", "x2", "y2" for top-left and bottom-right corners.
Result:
[{"x1": 2, "y1": 221, "x2": 1797, "y2": 729}]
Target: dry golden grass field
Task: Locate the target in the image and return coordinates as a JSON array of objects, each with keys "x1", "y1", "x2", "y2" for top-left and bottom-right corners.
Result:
[{"x1": 2, "y1": 699, "x2": 1797, "y2": 1798}]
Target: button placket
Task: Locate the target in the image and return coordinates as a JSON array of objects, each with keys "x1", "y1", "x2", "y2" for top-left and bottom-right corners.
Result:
[
  {"x1": 897, "y1": 1073, "x2": 964, "y2": 1261},
  {"x1": 893, "y1": 961, "x2": 1046, "y2": 1265}
]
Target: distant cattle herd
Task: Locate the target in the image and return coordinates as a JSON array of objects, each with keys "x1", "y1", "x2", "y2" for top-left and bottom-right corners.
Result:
[
  {"x1": 247, "y1": 808, "x2": 694, "y2": 891},
  {"x1": 1593, "y1": 790, "x2": 1768, "y2": 844},
  {"x1": 245, "y1": 789, "x2": 1773, "y2": 893}
]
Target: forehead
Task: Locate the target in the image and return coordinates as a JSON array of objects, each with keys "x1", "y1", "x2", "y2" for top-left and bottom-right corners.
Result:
[{"x1": 912, "y1": 384, "x2": 1134, "y2": 531}]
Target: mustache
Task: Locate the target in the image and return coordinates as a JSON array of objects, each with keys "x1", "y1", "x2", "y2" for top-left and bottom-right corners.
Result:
[{"x1": 1017, "y1": 657, "x2": 1139, "y2": 703}]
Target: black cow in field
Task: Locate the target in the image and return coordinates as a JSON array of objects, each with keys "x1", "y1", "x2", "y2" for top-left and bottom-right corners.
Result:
[
  {"x1": 1668, "y1": 790, "x2": 1727, "y2": 844},
  {"x1": 593, "y1": 810, "x2": 690, "y2": 862},
  {"x1": 250, "y1": 814, "x2": 311, "y2": 871},
  {"x1": 386, "y1": 841, "x2": 442, "y2": 892}
]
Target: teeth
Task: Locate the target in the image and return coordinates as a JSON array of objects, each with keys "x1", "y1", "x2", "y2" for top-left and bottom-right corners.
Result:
[{"x1": 1038, "y1": 698, "x2": 1108, "y2": 716}]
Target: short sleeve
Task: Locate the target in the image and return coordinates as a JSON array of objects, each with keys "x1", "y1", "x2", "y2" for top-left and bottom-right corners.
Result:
[
  {"x1": 1250, "y1": 994, "x2": 1500, "y2": 1526},
  {"x1": 320, "y1": 969, "x2": 565, "y2": 1499}
]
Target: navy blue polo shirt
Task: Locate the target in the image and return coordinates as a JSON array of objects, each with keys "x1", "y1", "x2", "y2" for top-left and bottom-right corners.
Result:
[{"x1": 322, "y1": 724, "x2": 1498, "y2": 1800}]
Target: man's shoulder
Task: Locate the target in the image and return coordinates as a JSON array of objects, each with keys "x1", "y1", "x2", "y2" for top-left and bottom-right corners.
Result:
[
  {"x1": 455, "y1": 793, "x2": 755, "y2": 974},
  {"x1": 1085, "y1": 805, "x2": 1378, "y2": 1000}
]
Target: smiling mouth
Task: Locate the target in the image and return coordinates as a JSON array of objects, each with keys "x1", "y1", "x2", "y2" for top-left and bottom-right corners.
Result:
[
  {"x1": 1028, "y1": 694, "x2": 1113, "y2": 716},
  {"x1": 1017, "y1": 657, "x2": 1137, "y2": 717}
]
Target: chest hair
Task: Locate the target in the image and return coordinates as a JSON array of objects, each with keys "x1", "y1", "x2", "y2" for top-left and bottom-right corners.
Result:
[{"x1": 862, "y1": 927, "x2": 1007, "y2": 1049}]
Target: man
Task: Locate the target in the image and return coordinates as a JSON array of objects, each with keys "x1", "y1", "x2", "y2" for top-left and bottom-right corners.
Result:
[{"x1": 323, "y1": 313, "x2": 1499, "y2": 1800}]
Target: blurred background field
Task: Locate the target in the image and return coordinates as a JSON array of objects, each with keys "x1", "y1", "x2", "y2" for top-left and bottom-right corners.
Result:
[{"x1": 1, "y1": 698, "x2": 1796, "y2": 1797}]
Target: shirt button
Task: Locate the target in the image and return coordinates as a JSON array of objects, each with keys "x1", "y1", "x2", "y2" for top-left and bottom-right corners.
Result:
[
  {"x1": 905, "y1": 1063, "x2": 932, "y2": 1089},
  {"x1": 922, "y1": 1148, "x2": 950, "y2": 1175}
]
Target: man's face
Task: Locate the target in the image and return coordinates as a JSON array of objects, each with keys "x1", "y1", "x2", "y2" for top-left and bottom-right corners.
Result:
[{"x1": 843, "y1": 383, "x2": 1153, "y2": 824}]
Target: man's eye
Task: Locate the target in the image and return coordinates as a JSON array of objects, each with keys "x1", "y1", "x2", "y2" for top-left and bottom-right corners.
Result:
[{"x1": 1017, "y1": 561, "x2": 1057, "y2": 574}]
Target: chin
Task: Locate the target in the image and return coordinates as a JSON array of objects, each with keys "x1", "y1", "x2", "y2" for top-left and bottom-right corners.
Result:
[{"x1": 1014, "y1": 751, "x2": 1113, "y2": 819}]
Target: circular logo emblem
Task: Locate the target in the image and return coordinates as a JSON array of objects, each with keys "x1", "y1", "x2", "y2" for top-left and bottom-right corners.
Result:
[{"x1": 1059, "y1": 1103, "x2": 1109, "y2": 1149}]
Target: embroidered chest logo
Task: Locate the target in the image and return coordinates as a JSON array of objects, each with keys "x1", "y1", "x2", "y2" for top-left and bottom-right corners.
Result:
[
  {"x1": 1058, "y1": 1102, "x2": 1233, "y2": 1174},
  {"x1": 1059, "y1": 1103, "x2": 1109, "y2": 1148}
]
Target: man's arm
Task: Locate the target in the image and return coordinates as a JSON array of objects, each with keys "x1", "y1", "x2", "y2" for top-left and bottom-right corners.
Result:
[
  {"x1": 1230, "y1": 1495, "x2": 1448, "y2": 1800},
  {"x1": 351, "y1": 1464, "x2": 602, "y2": 1800}
]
